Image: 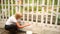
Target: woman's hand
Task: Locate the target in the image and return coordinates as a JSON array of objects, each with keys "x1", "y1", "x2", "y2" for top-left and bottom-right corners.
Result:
[
  {"x1": 16, "y1": 22, "x2": 31, "y2": 28},
  {"x1": 25, "y1": 23, "x2": 31, "y2": 26}
]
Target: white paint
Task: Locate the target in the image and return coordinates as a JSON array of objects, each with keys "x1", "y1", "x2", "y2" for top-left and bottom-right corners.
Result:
[{"x1": 26, "y1": 31, "x2": 32, "y2": 34}]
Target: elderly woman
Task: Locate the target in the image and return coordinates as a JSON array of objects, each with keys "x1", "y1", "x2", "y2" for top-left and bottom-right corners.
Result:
[{"x1": 5, "y1": 12, "x2": 30, "y2": 34}]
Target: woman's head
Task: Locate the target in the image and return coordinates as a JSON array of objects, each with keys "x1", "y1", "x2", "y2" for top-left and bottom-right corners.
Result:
[{"x1": 15, "y1": 12, "x2": 23, "y2": 19}]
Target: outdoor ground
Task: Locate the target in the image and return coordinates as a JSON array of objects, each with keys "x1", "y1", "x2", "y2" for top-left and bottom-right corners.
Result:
[
  {"x1": 0, "y1": 28, "x2": 60, "y2": 34},
  {"x1": 0, "y1": 28, "x2": 36, "y2": 34},
  {"x1": 0, "y1": 28, "x2": 26, "y2": 34},
  {"x1": 0, "y1": 21, "x2": 60, "y2": 34}
]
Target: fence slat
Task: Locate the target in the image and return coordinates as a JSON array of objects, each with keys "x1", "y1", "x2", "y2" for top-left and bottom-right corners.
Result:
[
  {"x1": 36, "y1": 0, "x2": 38, "y2": 23},
  {"x1": 31, "y1": 0, "x2": 34, "y2": 22},
  {"x1": 8, "y1": 0, "x2": 10, "y2": 17},
  {"x1": 1, "y1": 0, "x2": 4, "y2": 21},
  {"x1": 5, "y1": 0, "x2": 7, "y2": 21},
  {"x1": 27, "y1": 0, "x2": 29, "y2": 22},
  {"x1": 46, "y1": 0, "x2": 49, "y2": 24},
  {"x1": 0, "y1": 0, "x2": 2, "y2": 20},
  {"x1": 55, "y1": 0, "x2": 59, "y2": 25},
  {"x1": 23, "y1": 0, "x2": 25, "y2": 21},
  {"x1": 41, "y1": 0, "x2": 45, "y2": 23},
  {"x1": 15, "y1": 0, "x2": 18, "y2": 12},
  {"x1": 50, "y1": 0, "x2": 54, "y2": 24},
  {"x1": 18, "y1": 0, "x2": 22, "y2": 12},
  {"x1": 11, "y1": 0, "x2": 13, "y2": 15}
]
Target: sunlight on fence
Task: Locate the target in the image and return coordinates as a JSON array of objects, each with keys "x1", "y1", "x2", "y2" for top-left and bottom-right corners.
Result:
[{"x1": 0, "y1": 0, "x2": 60, "y2": 34}]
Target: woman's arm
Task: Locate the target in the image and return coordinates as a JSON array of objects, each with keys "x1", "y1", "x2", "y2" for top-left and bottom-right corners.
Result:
[{"x1": 16, "y1": 22, "x2": 30, "y2": 28}]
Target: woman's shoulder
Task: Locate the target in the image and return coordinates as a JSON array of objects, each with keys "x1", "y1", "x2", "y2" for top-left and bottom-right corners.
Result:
[{"x1": 9, "y1": 15, "x2": 15, "y2": 19}]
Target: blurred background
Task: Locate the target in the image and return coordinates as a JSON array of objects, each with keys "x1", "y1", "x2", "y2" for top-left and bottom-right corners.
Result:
[{"x1": 0, "y1": 0, "x2": 60, "y2": 34}]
